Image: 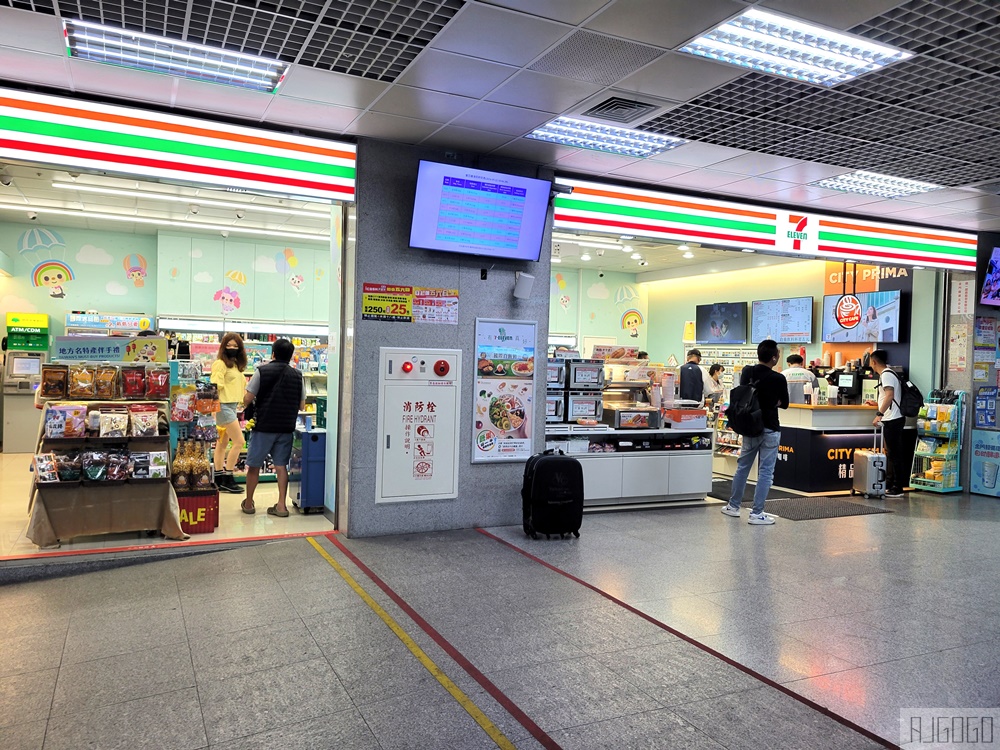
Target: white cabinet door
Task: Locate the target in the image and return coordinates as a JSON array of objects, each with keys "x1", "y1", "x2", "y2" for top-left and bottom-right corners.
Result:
[
  {"x1": 668, "y1": 453, "x2": 713, "y2": 496},
  {"x1": 580, "y1": 456, "x2": 623, "y2": 500},
  {"x1": 621, "y1": 454, "x2": 670, "y2": 497}
]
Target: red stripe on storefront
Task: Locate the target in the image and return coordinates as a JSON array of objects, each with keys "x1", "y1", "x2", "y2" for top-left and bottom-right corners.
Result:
[
  {"x1": 0, "y1": 137, "x2": 355, "y2": 197},
  {"x1": 554, "y1": 213, "x2": 777, "y2": 246},
  {"x1": 819, "y1": 219, "x2": 977, "y2": 246},
  {"x1": 569, "y1": 185, "x2": 776, "y2": 220},
  {"x1": 817, "y1": 244, "x2": 976, "y2": 269},
  {"x1": 325, "y1": 533, "x2": 563, "y2": 750}
]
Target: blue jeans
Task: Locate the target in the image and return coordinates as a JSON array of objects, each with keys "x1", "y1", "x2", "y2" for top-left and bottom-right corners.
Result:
[{"x1": 728, "y1": 429, "x2": 780, "y2": 515}]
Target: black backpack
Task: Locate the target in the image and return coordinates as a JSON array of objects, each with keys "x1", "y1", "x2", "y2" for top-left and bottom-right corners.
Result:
[
  {"x1": 894, "y1": 378, "x2": 923, "y2": 418},
  {"x1": 727, "y1": 378, "x2": 764, "y2": 437}
]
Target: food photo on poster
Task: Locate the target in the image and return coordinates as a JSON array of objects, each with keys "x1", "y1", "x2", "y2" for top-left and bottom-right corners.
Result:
[{"x1": 473, "y1": 319, "x2": 536, "y2": 463}]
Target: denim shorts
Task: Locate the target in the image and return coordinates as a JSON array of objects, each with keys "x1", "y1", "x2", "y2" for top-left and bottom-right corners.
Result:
[
  {"x1": 216, "y1": 402, "x2": 240, "y2": 426},
  {"x1": 246, "y1": 431, "x2": 293, "y2": 469}
]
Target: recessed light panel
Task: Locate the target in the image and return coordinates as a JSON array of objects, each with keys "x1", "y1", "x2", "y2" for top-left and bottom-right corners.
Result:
[
  {"x1": 527, "y1": 116, "x2": 686, "y2": 157},
  {"x1": 64, "y1": 19, "x2": 288, "y2": 93},
  {"x1": 813, "y1": 170, "x2": 942, "y2": 198},
  {"x1": 679, "y1": 9, "x2": 912, "y2": 87}
]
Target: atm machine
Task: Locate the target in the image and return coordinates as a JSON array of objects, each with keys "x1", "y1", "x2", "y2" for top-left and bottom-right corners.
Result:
[{"x1": 3, "y1": 313, "x2": 48, "y2": 453}]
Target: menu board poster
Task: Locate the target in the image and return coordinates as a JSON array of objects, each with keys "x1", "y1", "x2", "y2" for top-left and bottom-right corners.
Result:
[
  {"x1": 473, "y1": 319, "x2": 536, "y2": 463},
  {"x1": 592, "y1": 345, "x2": 639, "y2": 360}
]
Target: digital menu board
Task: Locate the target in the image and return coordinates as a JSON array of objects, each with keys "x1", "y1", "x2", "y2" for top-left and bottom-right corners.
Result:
[{"x1": 751, "y1": 297, "x2": 814, "y2": 344}]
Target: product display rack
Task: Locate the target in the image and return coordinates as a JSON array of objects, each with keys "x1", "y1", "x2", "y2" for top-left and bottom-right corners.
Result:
[
  {"x1": 910, "y1": 391, "x2": 964, "y2": 493},
  {"x1": 713, "y1": 409, "x2": 741, "y2": 458},
  {"x1": 694, "y1": 346, "x2": 761, "y2": 390}
]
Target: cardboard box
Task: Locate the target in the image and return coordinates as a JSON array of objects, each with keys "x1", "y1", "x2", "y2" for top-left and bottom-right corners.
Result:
[{"x1": 662, "y1": 408, "x2": 708, "y2": 430}]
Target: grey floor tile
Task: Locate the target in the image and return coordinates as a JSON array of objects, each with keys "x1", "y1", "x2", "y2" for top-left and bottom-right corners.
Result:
[
  {"x1": 0, "y1": 720, "x2": 47, "y2": 750},
  {"x1": 0, "y1": 629, "x2": 65, "y2": 678},
  {"x1": 51, "y1": 642, "x2": 195, "y2": 716},
  {"x1": 592, "y1": 640, "x2": 763, "y2": 707},
  {"x1": 552, "y1": 708, "x2": 726, "y2": 750},
  {"x1": 178, "y1": 571, "x2": 285, "y2": 605},
  {"x1": 181, "y1": 588, "x2": 298, "y2": 639},
  {"x1": 631, "y1": 595, "x2": 738, "y2": 638},
  {"x1": 357, "y1": 686, "x2": 503, "y2": 750},
  {"x1": 444, "y1": 612, "x2": 587, "y2": 673},
  {"x1": 190, "y1": 619, "x2": 320, "y2": 683},
  {"x1": 325, "y1": 635, "x2": 436, "y2": 707},
  {"x1": 165, "y1": 546, "x2": 266, "y2": 576},
  {"x1": 671, "y1": 686, "x2": 885, "y2": 750},
  {"x1": 490, "y1": 655, "x2": 662, "y2": 733},
  {"x1": 303, "y1": 602, "x2": 397, "y2": 655},
  {"x1": 62, "y1": 602, "x2": 187, "y2": 665},
  {"x1": 538, "y1": 600, "x2": 676, "y2": 655},
  {"x1": 42, "y1": 687, "x2": 207, "y2": 750},
  {"x1": 276, "y1": 570, "x2": 357, "y2": 619},
  {"x1": 198, "y1": 658, "x2": 352, "y2": 745},
  {"x1": 207, "y1": 709, "x2": 380, "y2": 750},
  {"x1": 0, "y1": 669, "x2": 57, "y2": 728}
]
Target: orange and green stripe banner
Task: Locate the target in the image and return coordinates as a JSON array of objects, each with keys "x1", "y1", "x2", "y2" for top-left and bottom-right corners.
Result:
[
  {"x1": 0, "y1": 87, "x2": 355, "y2": 201},
  {"x1": 554, "y1": 177, "x2": 977, "y2": 271}
]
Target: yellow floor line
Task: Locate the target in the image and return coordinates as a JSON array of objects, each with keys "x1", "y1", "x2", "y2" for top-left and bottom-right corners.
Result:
[{"x1": 306, "y1": 537, "x2": 517, "y2": 750}]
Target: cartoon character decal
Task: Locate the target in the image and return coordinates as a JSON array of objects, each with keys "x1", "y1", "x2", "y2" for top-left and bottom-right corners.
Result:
[
  {"x1": 559, "y1": 295, "x2": 570, "y2": 310},
  {"x1": 289, "y1": 274, "x2": 304, "y2": 294},
  {"x1": 122, "y1": 253, "x2": 148, "y2": 287},
  {"x1": 213, "y1": 286, "x2": 241, "y2": 315},
  {"x1": 31, "y1": 260, "x2": 75, "y2": 299},
  {"x1": 621, "y1": 309, "x2": 644, "y2": 339}
]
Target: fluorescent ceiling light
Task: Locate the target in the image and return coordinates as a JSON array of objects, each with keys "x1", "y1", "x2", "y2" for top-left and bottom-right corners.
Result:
[
  {"x1": 812, "y1": 171, "x2": 942, "y2": 198},
  {"x1": 527, "y1": 116, "x2": 686, "y2": 158},
  {"x1": 580, "y1": 253, "x2": 592, "y2": 261},
  {"x1": 630, "y1": 253, "x2": 642, "y2": 260},
  {"x1": 227, "y1": 320, "x2": 327, "y2": 336},
  {"x1": 683, "y1": 251, "x2": 695, "y2": 259},
  {"x1": 156, "y1": 317, "x2": 221, "y2": 333},
  {"x1": 64, "y1": 19, "x2": 288, "y2": 93},
  {"x1": 742, "y1": 248, "x2": 756, "y2": 253},
  {"x1": 679, "y1": 8, "x2": 912, "y2": 86},
  {"x1": 51, "y1": 182, "x2": 329, "y2": 218},
  {"x1": 0, "y1": 202, "x2": 328, "y2": 241},
  {"x1": 551, "y1": 257, "x2": 562, "y2": 263},
  {"x1": 678, "y1": 245, "x2": 690, "y2": 251}
]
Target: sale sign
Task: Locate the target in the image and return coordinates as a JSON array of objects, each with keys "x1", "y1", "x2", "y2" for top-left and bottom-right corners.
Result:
[{"x1": 362, "y1": 283, "x2": 458, "y2": 324}]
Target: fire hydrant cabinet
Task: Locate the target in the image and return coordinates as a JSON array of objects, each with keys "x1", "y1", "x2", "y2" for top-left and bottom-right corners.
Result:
[{"x1": 375, "y1": 348, "x2": 462, "y2": 503}]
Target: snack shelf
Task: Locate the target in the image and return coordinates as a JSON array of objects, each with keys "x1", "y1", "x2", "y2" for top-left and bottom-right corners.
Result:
[{"x1": 909, "y1": 392, "x2": 963, "y2": 494}]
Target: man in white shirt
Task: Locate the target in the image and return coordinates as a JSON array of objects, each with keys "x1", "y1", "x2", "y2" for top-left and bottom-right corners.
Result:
[
  {"x1": 782, "y1": 354, "x2": 820, "y2": 404},
  {"x1": 869, "y1": 349, "x2": 904, "y2": 499}
]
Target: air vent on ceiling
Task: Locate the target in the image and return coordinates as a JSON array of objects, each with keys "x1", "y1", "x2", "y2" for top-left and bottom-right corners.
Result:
[
  {"x1": 580, "y1": 97, "x2": 660, "y2": 124},
  {"x1": 528, "y1": 31, "x2": 664, "y2": 86}
]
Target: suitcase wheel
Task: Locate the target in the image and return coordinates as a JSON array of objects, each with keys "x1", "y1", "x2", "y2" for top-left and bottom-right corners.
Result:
[
  {"x1": 573, "y1": 531, "x2": 580, "y2": 538},
  {"x1": 863, "y1": 493, "x2": 870, "y2": 499}
]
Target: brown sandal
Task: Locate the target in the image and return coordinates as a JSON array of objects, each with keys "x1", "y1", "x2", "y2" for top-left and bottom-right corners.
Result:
[
  {"x1": 267, "y1": 504, "x2": 289, "y2": 517},
  {"x1": 240, "y1": 500, "x2": 255, "y2": 515}
]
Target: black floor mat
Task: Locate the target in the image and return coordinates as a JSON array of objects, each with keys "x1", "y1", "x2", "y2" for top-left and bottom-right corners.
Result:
[
  {"x1": 709, "y1": 477, "x2": 787, "y2": 503},
  {"x1": 759, "y1": 497, "x2": 894, "y2": 521}
]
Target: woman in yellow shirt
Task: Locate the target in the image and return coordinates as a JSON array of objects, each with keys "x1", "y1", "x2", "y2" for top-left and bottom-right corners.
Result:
[{"x1": 211, "y1": 334, "x2": 247, "y2": 493}]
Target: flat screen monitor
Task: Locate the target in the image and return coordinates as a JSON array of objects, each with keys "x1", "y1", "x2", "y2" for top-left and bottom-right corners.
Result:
[
  {"x1": 409, "y1": 160, "x2": 550, "y2": 262},
  {"x1": 695, "y1": 302, "x2": 747, "y2": 344},
  {"x1": 11, "y1": 356, "x2": 41, "y2": 376},
  {"x1": 838, "y1": 373, "x2": 855, "y2": 388},
  {"x1": 822, "y1": 291, "x2": 902, "y2": 343},
  {"x1": 980, "y1": 246, "x2": 1000, "y2": 307},
  {"x1": 750, "y1": 296, "x2": 813, "y2": 344}
]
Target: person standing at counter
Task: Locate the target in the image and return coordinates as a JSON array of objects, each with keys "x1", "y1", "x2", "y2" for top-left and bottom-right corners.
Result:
[
  {"x1": 704, "y1": 364, "x2": 725, "y2": 408},
  {"x1": 869, "y1": 349, "x2": 905, "y2": 499},
  {"x1": 722, "y1": 340, "x2": 789, "y2": 525},
  {"x1": 679, "y1": 349, "x2": 704, "y2": 402},
  {"x1": 782, "y1": 354, "x2": 820, "y2": 404}
]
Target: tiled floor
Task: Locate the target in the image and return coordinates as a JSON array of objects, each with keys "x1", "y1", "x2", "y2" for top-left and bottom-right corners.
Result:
[
  {"x1": 0, "y1": 453, "x2": 334, "y2": 558},
  {"x1": 5, "y1": 492, "x2": 998, "y2": 749}
]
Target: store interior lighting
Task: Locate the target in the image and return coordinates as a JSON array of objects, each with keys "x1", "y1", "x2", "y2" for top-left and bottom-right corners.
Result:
[
  {"x1": 527, "y1": 116, "x2": 687, "y2": 158},
  {"x1": 813, "y1": 170, "x2": 942, "y2": 198},
  {"x1": 580, "y1": 253, "x2": 591, "y2": 261},
  {"x1": 63, "y1": 19, "x2": 288, "y2": 93},
  {"x1": 683, "y1": 251, "x2": 695, "y2": 259},
  {"x1": 679, "y1": 8, "x2": 912, "y2": 86}
]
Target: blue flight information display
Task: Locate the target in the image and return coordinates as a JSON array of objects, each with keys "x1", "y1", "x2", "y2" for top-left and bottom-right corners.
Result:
[{"x1": 437, "y1": 176, "x2": 526, "y2": 250}]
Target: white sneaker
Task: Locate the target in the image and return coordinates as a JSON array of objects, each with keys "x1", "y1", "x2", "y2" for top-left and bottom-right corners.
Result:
[
  {"x1": 748, "y1": 512, "x2": 775, "y2": 525},
  {"x1": 721, "y1": 505, "x2": 741, "y2": 517}
]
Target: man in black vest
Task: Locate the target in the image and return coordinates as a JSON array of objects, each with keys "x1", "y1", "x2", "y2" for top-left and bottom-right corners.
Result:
[
  {"x1": 241, "y1": 338, "x2": 305, "y2": 517},
  {"x1": 679, "y1": 349, "x2": 705, "y2": 403}
]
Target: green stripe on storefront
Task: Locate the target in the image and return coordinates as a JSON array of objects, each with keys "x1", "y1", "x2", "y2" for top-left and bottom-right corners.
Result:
[
  {"x1": 556, "y1": 197, "x2": 776, "y2": 235},
  {"x1": 0, "y1": 115, "x2": 356, "y2": 181},
  {"x1": 818, "y1": 231, "x2": 976, "y2": 258}
]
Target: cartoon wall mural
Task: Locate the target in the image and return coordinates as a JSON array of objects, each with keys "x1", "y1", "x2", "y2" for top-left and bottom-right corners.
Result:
[
  {"x1": 123, "y1": 253, "x2": 148, "y2": 287},
  {"x1": 289, "y1": 274, "x2": 304, "y2": 294},
  {"x1": 18, "y1": 227, "x2": 66, "y2": 263},
  {"x1": 226, "y1": 270, "x2": 247, "y2": 286},
  {"x1": 621, "y1": 309, "x2": 644, "y2": 338},
  {"x1": 213, "y1": 286, "x2": 241, "y2": 315},
  {"x1": 31, "y1": 259, "x2": 75, "y2": 298}
]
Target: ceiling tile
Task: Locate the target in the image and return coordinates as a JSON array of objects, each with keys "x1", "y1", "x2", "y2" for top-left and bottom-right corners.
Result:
[
  {"x1": 451, "y1": 102, "x2": 556, "y2": 136},
  {"x1": 0, "y1": 48, "x2": 71, "y2": 91},
  {"x1": 485, "y1": 70, "x2": 604, "y2": 111},
  {"x1": 761, "y1": 185, "x2": 842, "y2": 203},
  {"x1": 68, "y1": 59, "x2": 179, "y2": 107},
  {"x1": 0, "y1": 7, "x2": 65, "y2": 55},
  {"x1": 344, "y1": 112, "x2": 443, "y2": 144},
  {"x1": 277, "y1": 67, "x2": 388, "y2": 108},
  {"x1": 758, "y1": 162, "x2": 854, "y2": 183},
  {"x1": 716, "y1": 176, "x2": 800, "y2": 197},
  {"x1": 262, "y1": 97, "x2": 363, "y2": 132},
  {"x1": 758, "y1": 0, "x2": 906, "y2": 30},
  {"x1": 609, "y1": 161, "x2": 695, "y2": 181},
  {"x1": 431, "y1": 4, "x2": 570, "y2": 66},
  {"x1": 616, "y1": 52, "x2": 744, "y2": 102},
  {"x1": 882, "y1": 204, "x2": 971, "y2": 221},
  {"x1": 396, "y1": 49, "x2": 519, "y2": 99},
  {"x1": 659, "y1": 169, "x2": 746, "y2": 191},
  {"x1": 370, "y1": 86, "x2": 478, "y2": 122},
  {"x1": 651, "y1": 142, "x2": 748, "y2": 167},
  {"x1": 804, "y1": 193, "x2": 886, "y2": 210},
  {"x1": 173, "y1": 79, "x2": 272, "y2": 121},
  {"x1": 709, "y1": 153, "x2": 804, "y2": 177},
  {"x1": 585, "y1": 0, "x2": 745, "y2": 49},
  {"x1": 489, "y1": 138, "x2": 582, "y2": 163},
  {"x1": 421, "y1": 126, "x2": 515, "y2": 152},
  {"x1": 937, "y1": 195, "x2": 1000, "y2": 212},
  {"x1": 555, "y1": 150, "x2": 643, "y2": 172},
  {"x1": 895, "y1": 188, "x2": 982, "y2": 206},
  {"x1": 480, "y1": 0, "x2": 613, "y2": 24}
]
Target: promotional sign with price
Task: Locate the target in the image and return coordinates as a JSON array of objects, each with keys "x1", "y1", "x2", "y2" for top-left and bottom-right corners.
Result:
[{"x1": 362, "y1": 284, "x2": 414, "y2": 322}]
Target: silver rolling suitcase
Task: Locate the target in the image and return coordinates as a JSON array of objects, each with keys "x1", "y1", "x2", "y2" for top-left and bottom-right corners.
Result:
[{"x1": 851, "y1": 426, "x2": 886, "y2": 499}]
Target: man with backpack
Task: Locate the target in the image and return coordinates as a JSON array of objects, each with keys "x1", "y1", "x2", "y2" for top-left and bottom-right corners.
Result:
[
  {"x1": 721, "y1": 339, "x2": 789, "y2": 525},
  {"x1": 869, "y1": 349, "x2": 906, "y2": 499}
]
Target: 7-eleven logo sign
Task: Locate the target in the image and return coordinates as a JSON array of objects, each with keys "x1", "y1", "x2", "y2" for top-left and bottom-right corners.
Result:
[{"x1": 787, "y1": 215, "x2": 809, "y2": 250}]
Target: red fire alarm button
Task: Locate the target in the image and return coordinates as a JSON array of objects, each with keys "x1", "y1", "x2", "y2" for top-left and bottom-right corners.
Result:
[
  {"x1": 433, "y1": 360, "x2": 450, "y2": 377},
  {"x1": 401, "y1": 361, "x2": 414, "y2": 373}
]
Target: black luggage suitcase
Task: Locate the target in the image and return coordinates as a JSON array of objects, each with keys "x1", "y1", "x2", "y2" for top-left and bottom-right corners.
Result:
[{"x1": 521, "y1": 449, "x2": 584, "y2": 539}]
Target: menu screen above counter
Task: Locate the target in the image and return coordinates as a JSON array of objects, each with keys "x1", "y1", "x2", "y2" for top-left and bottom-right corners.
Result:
[{"x1": 751, "y1": 296, "x2": 813, "y2": 344}]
